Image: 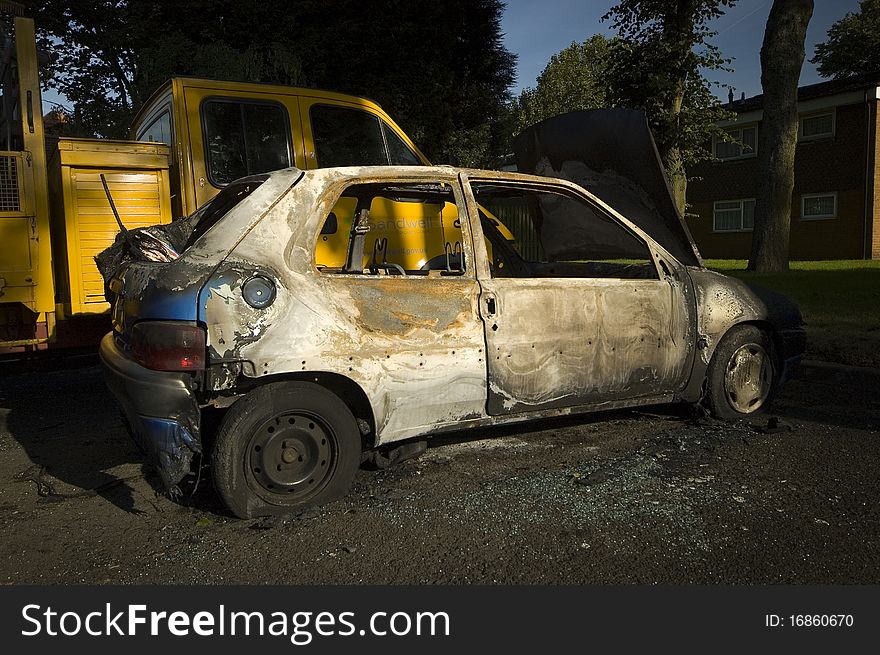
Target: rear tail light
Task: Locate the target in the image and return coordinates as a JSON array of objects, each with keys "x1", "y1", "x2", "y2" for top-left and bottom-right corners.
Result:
[{"x1": 131, "y1": 321, "x2": 206, "y2": 372}]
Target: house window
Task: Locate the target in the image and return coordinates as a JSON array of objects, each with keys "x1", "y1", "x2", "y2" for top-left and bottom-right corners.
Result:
[
  {"x1": 801, "y1": 192, "x2": 837, "y2": 220},
  {"x1": 713, "y1": 199, "x2": 755, "y2": 232},
  {"x1": 800, "y1": 112, "x2": 834, "y2": 140},
  {"x1": 714, "y1": 125, "x2": 757, "y2": 160}
]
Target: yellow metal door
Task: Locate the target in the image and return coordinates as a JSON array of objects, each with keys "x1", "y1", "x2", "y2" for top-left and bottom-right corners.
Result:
[
  {"x1": 0, "y1": 151, "x2": 35, "y2": 302},
  {"x1": 65, "y1": 170, "x2": 169, "y2": 313},
  {"x1": 182, "y1": 85, "x2": 304, "y2": 210}
]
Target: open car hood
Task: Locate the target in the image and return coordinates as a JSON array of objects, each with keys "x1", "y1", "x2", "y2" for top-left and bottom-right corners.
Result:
[{"x1": 512, "y1": 108, "x2": 702, "y2": 267}]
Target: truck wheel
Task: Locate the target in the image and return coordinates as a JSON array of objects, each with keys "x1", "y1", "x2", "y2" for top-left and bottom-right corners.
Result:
[
  {"x1": 705, "y1": 325, "x2": 777, "y2": 420},
  {"x1": 211, "y1": 382, "x2": 361, "y2": 518}
]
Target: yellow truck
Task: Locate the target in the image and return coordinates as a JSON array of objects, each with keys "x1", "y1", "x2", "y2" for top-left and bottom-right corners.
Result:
[{"x1": 0, "y1": 11, "x2": 468, "y2": 352}]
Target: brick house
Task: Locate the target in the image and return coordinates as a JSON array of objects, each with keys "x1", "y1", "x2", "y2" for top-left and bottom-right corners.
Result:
[{"x1": 687, "y1": 74, "x2": 880, "y2": 260}]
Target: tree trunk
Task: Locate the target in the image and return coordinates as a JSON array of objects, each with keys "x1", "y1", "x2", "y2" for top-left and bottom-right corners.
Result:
[
  {"x1": 662, "y1": 0, "x2": 694, "y2": 218},
  {"x1": 748, "y1": 0, "x2": 814, "y2": 272},
  {"x1": 666, "y1": 146, "x2": 687, "y2": 217}
]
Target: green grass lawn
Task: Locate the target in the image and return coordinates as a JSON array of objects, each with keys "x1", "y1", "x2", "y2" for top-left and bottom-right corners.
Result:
[{"x1": 703, "y1": 259, "x2": 880, "y2": 368}]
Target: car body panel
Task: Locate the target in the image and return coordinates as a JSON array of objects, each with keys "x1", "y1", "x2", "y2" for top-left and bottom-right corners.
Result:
[
  {"x1": 99, "y1": 164, "x2": 805, "y2": 493},
  {"x1": 198, "y1": 168, "x2": 488, "y2": 443},
  {"x1": 99, "y1": 333, "x2": 200, "y2": 494}
]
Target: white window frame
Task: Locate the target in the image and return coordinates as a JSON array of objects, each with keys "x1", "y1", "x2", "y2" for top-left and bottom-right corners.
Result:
[
  {"x1": 799, "y1": 110, "x2": 835, "y2": 141},
  {"x1": 713, "y1": 124, "x2": 758, "y2": 161},
  {"x1": 800, "y1": 192, "x2": 838, "y2": 220},
  {"x1": 712, "y1": 198, "x2": 755, "y2": 233}
]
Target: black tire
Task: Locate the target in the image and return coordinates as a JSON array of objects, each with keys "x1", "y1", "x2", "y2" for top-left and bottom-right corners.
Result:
[
  {"x1": 705, "y1": 325, "x2": 777, "y2": 420},
  {"x1": 211, "y1": 382, "x2": 361, "y2": 518}
]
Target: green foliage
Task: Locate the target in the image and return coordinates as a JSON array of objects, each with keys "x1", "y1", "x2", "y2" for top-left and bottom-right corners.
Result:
[
  {"x1": 28, "y1": 0, "x2": 516, "y2": 165},
  {"x1": 514, "y1": 35, "x2": 612, "y2": 134},
  {"x1": 281, "y1": 0, "x2": 516, "y2": 167},
  {"x1": 602, "y1": 0, "x2": 737, "y2": 168},
  {"x1": 30, "y1": 0, "x2": 308, "y2": 137},
  {"x1": 135, "y1": 39, "x2": 305, "y2": 105},
  {"x1": 812, "y1": 0, "x2": 880, "y2": 78}
]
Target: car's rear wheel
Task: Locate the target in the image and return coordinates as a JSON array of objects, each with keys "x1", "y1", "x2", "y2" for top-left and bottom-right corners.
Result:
[
  {"x1": 211, "y1": 382, "x2": 361, "y2": 518},
  {"x1": 705, "y1": 325, "x2": 777, "y2": 419}
]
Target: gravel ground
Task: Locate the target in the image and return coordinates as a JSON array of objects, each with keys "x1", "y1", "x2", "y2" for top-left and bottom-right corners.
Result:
[{"x1": 0, "y1": 359, "x2": 878, "y2": 584}]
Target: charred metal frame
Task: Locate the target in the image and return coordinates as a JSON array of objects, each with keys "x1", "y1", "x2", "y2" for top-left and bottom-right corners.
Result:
[{"x1": 100, "y1": 165, "x2": 805, "y2": 493}]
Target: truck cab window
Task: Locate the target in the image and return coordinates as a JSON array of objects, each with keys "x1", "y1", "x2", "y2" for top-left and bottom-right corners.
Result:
[
  {"x1": 310, "y1": 105, "x2": 389, "y2": 167},
  {"x1": 202, "y1": 99, "x2": 291, "y2": 186},
  {"x1": 383, "y1": 123, "x2": 421, "y2": 165}
]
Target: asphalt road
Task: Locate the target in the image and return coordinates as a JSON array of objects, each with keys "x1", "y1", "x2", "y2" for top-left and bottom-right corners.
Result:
[{"x1": 0, "y1": 358, "x2": 878, "y2": 584}]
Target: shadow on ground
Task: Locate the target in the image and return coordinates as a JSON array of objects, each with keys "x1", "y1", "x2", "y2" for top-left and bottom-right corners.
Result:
[{"x1": 1, "y1": 362, "x2": 149, "y2": 513}]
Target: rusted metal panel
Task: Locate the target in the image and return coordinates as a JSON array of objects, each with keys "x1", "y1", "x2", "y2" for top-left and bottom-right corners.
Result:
[
  {"x1": 201, "y1": 167, "x2": 488, "y2": 444},
  {"x1": 478, "y1": 276, "x2": 692, "y2": 414}
]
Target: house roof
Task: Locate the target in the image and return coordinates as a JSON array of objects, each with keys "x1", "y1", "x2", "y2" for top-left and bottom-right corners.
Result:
[{"x1": 729, "y1": 73, "x2": 880, "y2": 113}]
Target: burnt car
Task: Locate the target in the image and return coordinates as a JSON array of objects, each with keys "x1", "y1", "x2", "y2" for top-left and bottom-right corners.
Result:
[{"x1": 99, "y1": 110, "x2": 805, "y2": 518}]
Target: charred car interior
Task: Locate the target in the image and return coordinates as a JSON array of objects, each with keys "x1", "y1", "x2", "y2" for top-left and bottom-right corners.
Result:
[{"x1": 97, "y1": 110, "x2": 806, "y2": 518}]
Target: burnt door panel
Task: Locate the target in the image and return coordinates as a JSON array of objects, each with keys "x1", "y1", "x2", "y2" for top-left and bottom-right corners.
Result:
[
  {"x1": 480, "y1": 277, "x2": 690, "y2": 414},
  {"x1": 480, "y1": 277, "x2": 601, "y2": 414},
  {"x1": 465, "y1": 176, "x2": 693, "y2": 415}
]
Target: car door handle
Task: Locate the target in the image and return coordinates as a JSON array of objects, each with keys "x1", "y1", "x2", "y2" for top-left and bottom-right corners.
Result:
[{"x1": 482, "y1": 293, "x2": 497, "y2": 317}]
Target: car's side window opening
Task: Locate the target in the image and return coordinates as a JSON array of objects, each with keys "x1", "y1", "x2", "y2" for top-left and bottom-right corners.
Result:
[
  {"x1": 472, "y1": 183, "x2": 658, "y2": 280},
  {"x1": 316, "y1": 182, "x2": 467, "y2": 276}
]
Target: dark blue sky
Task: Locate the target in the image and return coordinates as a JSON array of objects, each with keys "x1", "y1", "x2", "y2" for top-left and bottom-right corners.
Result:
[{"x1": 502, "y1": 0, "x2": 861, "y2": 99}]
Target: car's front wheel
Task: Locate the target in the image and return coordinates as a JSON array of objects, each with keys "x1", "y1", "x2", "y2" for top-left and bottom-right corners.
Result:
[
  {"x1": 211, "y1": 382, "x2": 361, "y2": 518},
  {"x1": 705, "y1": 325, "x2": 777, "y2": 419}
]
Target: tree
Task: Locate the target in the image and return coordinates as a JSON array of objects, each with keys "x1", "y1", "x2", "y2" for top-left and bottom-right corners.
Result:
[
  {"x1": 285, "y1": 0, "x2": 515, "y2": 167},
  {"x1": 30, "y1": 0, "x2": 306, "y2": 137},
  {"x1": 29, "y1": 0, "x2": 516, "y2": 165},
  {"x1": 812, "y1": 0, "x2": 880, "y2": 78},
  {"x1": 602, "y1": 0, "x2": 736, "y2": 215},
  {"x1": 749, "y1": 0, "x2": 814, "y2": 272},
  {"x1": 514, "y1": 35, "x2": 612, "y2": 134}
]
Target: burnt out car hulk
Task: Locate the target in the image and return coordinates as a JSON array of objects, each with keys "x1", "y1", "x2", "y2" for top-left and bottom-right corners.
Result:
[{"x1": 99, "y1": 110, "x2": 805, "y2": 518}]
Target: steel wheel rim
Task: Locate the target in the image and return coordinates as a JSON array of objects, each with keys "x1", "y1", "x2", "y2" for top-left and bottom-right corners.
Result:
[
  {"x1": 724, "y1": 342, "x2": 772, "y2": 414},
  {"x1": 246, "y1": 411, "x2": 336, "y2": 500}
]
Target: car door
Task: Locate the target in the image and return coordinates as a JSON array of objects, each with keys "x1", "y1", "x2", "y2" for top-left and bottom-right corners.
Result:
[{"x1": 461, "y1": 174, "x2": 694, "y2": 415}]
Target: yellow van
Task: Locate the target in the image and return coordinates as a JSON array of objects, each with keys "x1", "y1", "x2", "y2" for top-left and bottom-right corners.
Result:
[
  {"x1": 130, "y1": 78, "x2": 429, "y2": 215},
  {"x1": 131, "y1": 78, "x2": 509, "y2": 273}
]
